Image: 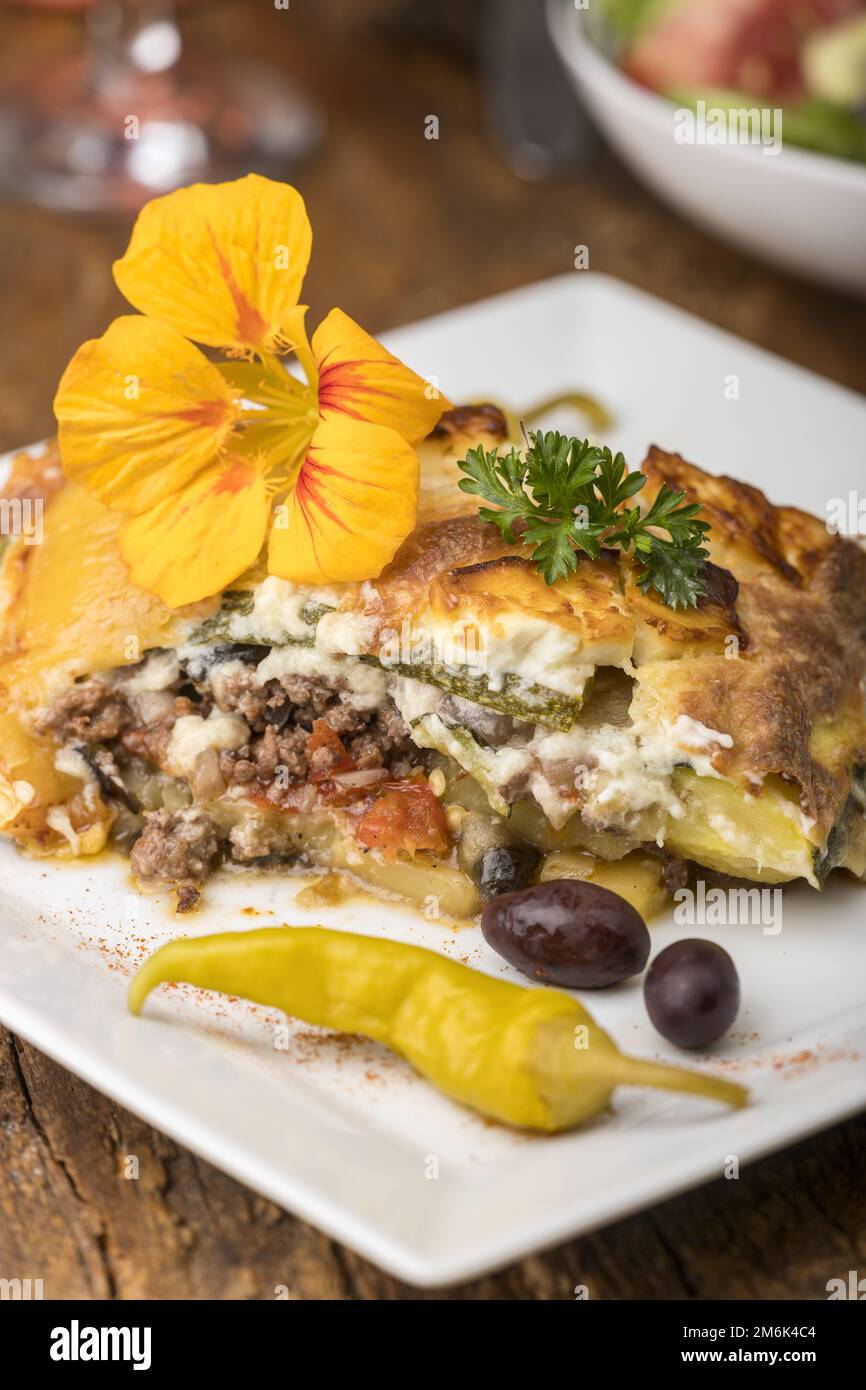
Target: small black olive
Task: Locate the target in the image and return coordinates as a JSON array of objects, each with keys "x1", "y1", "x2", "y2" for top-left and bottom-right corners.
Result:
[
  {"x1": 644, "y1": 939, "x2": 740, "y2": 1049},
  {"x1": 473, "y1": 843, "x2": 541, "y2": 898}
]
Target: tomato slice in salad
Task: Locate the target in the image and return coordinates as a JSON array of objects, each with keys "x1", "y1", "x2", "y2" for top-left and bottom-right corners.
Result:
[{"x1": 625, "y1": 0, "x2": 865, "y2": 103}]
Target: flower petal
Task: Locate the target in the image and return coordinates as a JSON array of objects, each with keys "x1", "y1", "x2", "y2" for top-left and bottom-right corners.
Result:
[
  {"x1": 113, "y1": 175, "x2": 312, "y2": 354},
  {"x1": 120, "y1": 457, "x2": 269, "y2": 608},
  {"x1": 268, "y1": 416, "x2": 419, "y2": 584},
  {"x1": 312, "y1": 308, "x2": 450, "y2": 444},
  {"x1": 54, "y1": 316, "x2": 241, "y2": 516}
]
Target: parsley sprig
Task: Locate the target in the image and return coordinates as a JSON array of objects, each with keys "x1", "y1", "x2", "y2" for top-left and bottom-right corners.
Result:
[{"x1": 457, "y1": 430, "x2": 710, "y2": 609}]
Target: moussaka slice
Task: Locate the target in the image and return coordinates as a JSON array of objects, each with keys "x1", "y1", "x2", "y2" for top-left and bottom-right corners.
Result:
[{"x1": 2, "y1": 416, "x2": 866, "y2": 918}]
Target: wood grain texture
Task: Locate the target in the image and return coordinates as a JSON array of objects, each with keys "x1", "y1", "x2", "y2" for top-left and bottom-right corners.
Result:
[
  {"x1": 1, "y1": 1, "x2": 865, "y2": 1300},
  {"x1": 3, "y1": 1027, "x2": 865, "y2": 1300}
]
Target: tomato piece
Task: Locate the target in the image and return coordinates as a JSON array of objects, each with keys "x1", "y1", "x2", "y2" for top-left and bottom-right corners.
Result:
[
  {"x1": 306, "y1": 719, "x2": 354, "y2": 780},
  {"x1": 354, "y1": 783, "x2": 451, "y2": 858},
  {"x1": 626, "y1": 0, "x2": 864, "y2": 103}
]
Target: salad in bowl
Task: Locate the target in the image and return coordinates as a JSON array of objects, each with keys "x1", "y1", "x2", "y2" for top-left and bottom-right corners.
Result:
[{"x1": 549, "y1": 0, "x2": 866, "y2": 294}]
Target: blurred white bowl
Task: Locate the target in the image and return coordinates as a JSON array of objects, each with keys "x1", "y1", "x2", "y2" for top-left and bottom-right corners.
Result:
[{"x1": 548, "y1": 0, "x2": 866, "y2": 298}]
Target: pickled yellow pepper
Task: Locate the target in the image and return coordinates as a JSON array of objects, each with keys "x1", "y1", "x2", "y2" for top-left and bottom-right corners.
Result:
[{"x1": 129, "y1": 926, "x2": 747, "y2": 1131}]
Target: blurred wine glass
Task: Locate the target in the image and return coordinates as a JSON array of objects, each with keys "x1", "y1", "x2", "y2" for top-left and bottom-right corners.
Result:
[{"x1": 0, "y1": 0, "x2": 324, "y2": 211}]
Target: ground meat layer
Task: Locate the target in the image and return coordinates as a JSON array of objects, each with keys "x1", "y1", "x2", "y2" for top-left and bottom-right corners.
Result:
[
  {"x1": 210, "y1": 663, "x2": 415, "y2": 789},
  {"x1": 35, "y1": 649, "x2": 424, "y2": 896},
  {"x1": 35, "y1": 680, "x2": 132, "y2": 743},
  {"x1": 130, "y1": 807, "x2": 219, "y2": 908}
]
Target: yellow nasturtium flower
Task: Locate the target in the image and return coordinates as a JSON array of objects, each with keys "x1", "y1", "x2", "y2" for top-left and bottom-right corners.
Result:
[{"x1": 53, "y1": 175, "x2": 449, "y2": 607}]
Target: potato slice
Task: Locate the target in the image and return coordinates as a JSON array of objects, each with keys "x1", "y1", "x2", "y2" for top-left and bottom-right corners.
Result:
[
  {"x1": 664, "y1": 769, "x2": 817, "y2": 885},
  {"x1": 539, "y1": 849, "x2": 669, "y2": 921}
]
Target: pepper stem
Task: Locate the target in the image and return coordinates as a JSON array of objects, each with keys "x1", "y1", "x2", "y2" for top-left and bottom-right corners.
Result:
[{"x1": 611, "y1": 1053, "x2": 748, "y2": 1109}]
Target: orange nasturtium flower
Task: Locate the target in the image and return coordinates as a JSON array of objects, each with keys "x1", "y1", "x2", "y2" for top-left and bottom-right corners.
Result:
[{"x1": 53, "y1": 175, "x2": 449, "y2": 608}]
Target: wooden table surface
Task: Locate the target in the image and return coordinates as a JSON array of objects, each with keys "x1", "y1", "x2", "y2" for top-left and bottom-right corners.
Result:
[{"x1": 2, "y1": 3, "x2": 865, "y2": 1301}]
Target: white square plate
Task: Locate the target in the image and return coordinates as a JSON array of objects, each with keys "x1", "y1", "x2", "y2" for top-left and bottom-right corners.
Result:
[{"x1": 2, "y1": 274, "x2": 866, "y2": 1288}]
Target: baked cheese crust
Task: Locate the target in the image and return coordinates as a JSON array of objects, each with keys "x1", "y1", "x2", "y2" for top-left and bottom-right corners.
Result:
[{"x1": 638, "y1": 447, "x2": 866, "y2": 838}]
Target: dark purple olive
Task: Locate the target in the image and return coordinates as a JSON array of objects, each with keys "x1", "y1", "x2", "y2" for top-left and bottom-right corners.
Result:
[
  {"x1": 474, "y1": 843, "x2": 541, "y2": 899},
  {"x1": 644, "y1": 939, "x2": 740, "y2": 1049},
  {"x1": 481, "y1": 879, "x2": 650, "y2": 989}
]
